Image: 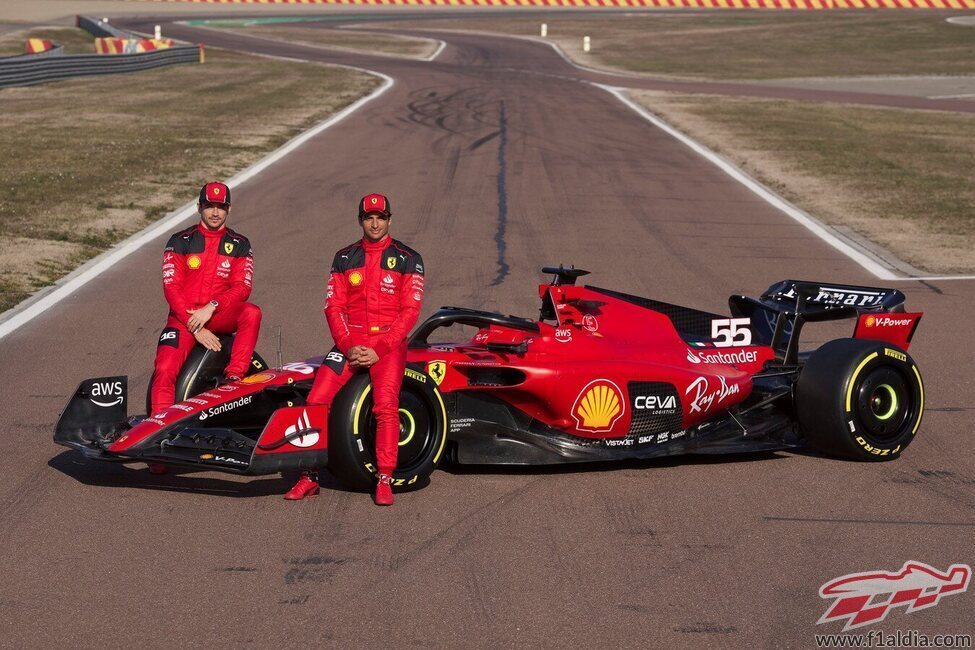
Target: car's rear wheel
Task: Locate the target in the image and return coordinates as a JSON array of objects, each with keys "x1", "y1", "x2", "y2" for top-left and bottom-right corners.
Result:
[
  {"x1": 145, "y1": 334, "x2": 268, "y2": 414},
  {"x1": 327, "y1": 364, "x2": 448, "y2": 492},
  {"x1": 796, "y1": 338, "x2": 923, "y2": 461}
]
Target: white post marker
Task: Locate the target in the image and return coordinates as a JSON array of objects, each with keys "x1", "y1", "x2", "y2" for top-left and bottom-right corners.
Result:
[
  {"x1": 541, "y1": 23, "x2": 548, "y2": 38},
  {"x1": 154, "y1": 25, "x2": 162, "y2": 40},
  {"x1": 583, "y1": 36, "x2": 591, "y2": 53}
]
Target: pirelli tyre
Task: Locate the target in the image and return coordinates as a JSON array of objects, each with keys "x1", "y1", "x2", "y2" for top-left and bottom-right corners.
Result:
[
  {"x1": 327, "y1": 364, "x2": 448, "y2": 492},
  {"x1": 145, "y1": 334, "x2": 269, "y2": 413},
  {"x1": 796, "y1": 338, "x2": 923, "y2": 461}
]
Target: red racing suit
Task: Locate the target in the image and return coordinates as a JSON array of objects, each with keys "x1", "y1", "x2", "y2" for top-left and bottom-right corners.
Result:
[
  {"x1": 150, "y1": 223, "x2": 261, "y2": 413},
  {"x1": 307, "y1": 235, "x2": 425, "y2": 476}
]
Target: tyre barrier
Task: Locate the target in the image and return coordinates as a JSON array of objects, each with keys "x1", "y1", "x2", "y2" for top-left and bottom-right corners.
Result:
[{"x1": 25, "y1": 39, "x2": 57, "y2": 55}]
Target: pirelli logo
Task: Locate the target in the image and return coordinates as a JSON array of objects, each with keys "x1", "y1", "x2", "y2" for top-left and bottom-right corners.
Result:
[{"x1": 885, "y1": 348, "x2": 907, "y2": 362}]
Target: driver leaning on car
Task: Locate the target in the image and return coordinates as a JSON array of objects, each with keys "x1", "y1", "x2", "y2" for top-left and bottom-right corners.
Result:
[{"x1": 150, "y1": 182, "x2": 262, "y2": 417}]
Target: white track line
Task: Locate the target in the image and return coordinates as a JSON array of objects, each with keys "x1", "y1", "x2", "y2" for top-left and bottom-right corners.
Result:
[
  {"x1": 337, "y1": 23, "x2": 447, "y2": 62},
  {"x1": 0, "y1": 68, "x2": 393, "y2": 342},
  {"x1": 604, "y1": 86, "x2": 975, "y2": 283},
  {"x1": 600, "y1": 85, "x2": 902, "y2": 281},
  {"x1": 928, "y1": 92, "x2": 975, "y2": 100}
]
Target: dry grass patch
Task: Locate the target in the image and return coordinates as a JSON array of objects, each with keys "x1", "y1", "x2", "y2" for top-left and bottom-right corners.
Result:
[
  {"x1": 0, "y1": 48, "x2": 379, "y2": 313},
  {"x1": 0, "y1": 26, "x2": 95, "y2": 56},
  {"x1": 389, "y1": 12, "x2": 975, "y2": 79},
  {"x1": 631, "y1": 91, "x2": 975, "y2": 273},
  {"x1": 218, "y1": 24, "x2": 439, "y2": 59}
]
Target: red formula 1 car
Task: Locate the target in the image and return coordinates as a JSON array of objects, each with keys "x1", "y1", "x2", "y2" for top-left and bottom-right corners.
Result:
[{"x1": 55, "y1": 267, "x2": 925, "y2": 491}]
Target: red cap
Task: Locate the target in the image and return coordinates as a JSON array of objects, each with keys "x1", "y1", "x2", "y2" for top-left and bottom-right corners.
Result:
[
  {"x1": 199, "y1": 182, "x2": 231, "y2": 206},
  {"x1": 358, "y1": 193, "x2": 391, "y2": 218}
]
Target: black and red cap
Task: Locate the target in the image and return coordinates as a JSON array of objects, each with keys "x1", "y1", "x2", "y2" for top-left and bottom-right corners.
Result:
[
  {"x1": 199, "y1": 182, "x2": 231, "y2": 206},
  {"x1": 358, "y1": 193, "x2": 391, "y2": 219}
]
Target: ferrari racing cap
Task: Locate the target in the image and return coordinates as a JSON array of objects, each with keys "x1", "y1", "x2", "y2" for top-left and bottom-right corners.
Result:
[
  {"x1": 358, "y1": 193, "x2": 391, "y2": 219},
  {"x1": 199, "y1": 181, "x2": 231, "y2": 206}
]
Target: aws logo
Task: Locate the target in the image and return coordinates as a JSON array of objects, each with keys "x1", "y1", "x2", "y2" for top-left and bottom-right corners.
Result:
[
  {"x1": 89, "y1": 380, "x2": 124, "y2": 408},
  {"x1": 571, "y1": 379, "x2": 625, "y2": 433}
]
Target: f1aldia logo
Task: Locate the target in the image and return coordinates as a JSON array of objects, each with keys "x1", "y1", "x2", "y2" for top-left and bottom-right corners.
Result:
[{"x1": 818, "y1": 561, "x2": 971, "y2": 631}]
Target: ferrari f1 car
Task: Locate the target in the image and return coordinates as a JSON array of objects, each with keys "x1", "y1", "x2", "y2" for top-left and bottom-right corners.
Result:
[{"x1": 55, "y1": 267, "x2": 925, "y2": 491}]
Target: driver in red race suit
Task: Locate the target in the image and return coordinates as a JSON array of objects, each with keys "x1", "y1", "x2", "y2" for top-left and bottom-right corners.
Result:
[
  {"x1": 285, "y1": 193, "x2": 424, "y2": 506},
  {"x1": 150, "y1": 182, "x2": 262, "y2": 416}
]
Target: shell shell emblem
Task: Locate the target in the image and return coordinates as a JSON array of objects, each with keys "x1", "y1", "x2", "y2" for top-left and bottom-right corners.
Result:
[
  {"x1": 571, "y1": 379, "x2": 625, "y2": 433},
  {"x1": 187, "y1": 255, "x2": 202, "y2": 269},
  {"x1": 349, "y1": 271, "x2": 363, "y2": 286},
  {"x1": 241, "y1": 373, "x2": 275, "y2": 384},
  {"x1": 865, "y1": 315, "x2": 876, "y2": 327}
]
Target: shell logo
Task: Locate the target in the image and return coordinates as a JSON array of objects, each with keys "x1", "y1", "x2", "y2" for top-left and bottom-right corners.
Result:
[
  {"x1": 571, "y1": 379, "x2": 625, "y2": 433},
  {"x1": 349, "y1": 271, "x2": 363, "y2": 286},
  {"x1": 187, "y1": 255, "x2": 202, "y2": 269},
  {"x1": 200, "y1": 454, "x2": 214, "y2": 460},
  {"x1": 865, "y1": 315, "x2": 876, "y2": 327},
  {"x1": 241, "y1": 373, "x2": 275, "y2": 384}
]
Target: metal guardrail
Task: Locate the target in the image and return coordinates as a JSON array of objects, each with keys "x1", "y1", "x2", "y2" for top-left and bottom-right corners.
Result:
[{"x1": 0, "y1": 16, "x2": 198, "y2": 89}]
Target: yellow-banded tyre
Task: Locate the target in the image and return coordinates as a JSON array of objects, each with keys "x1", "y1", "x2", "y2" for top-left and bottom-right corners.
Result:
[
  {"x1": 796, "y1": 338, "x2": 923, "y2": 461},
  {"x1": 327, "y1": 364, "x2": 448, "y2": 492}
]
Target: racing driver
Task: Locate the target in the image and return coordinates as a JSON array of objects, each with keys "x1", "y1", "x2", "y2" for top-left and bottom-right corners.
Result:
[
  {"x1": 150, "y1": 182, "x2": 262, "y2": 416},
  {"x1": 285, "y1": 193, "x2": 424, "y2": 506}
]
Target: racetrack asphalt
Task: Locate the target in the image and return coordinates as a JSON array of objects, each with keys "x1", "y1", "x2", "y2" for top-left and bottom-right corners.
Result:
[{"x1": 1, "y1": 13, "x2": 973, "y2": 647}]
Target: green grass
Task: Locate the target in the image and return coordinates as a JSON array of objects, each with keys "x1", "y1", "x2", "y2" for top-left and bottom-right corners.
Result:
[
  {"x1": 0, "y1": 49, "x2": 379, "y2": 313},
  {"x1": 636, "y1": 92, "x2": 975, "y2": 272}
]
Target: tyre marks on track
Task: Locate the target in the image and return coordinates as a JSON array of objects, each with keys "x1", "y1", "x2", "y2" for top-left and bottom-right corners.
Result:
[{"x1": 492, "y1": 100, "x2": 509, "y2": 287}]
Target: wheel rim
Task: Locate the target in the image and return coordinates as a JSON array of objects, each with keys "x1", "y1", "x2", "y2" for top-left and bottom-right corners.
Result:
[
  {"x1": 360, "y1": 389, "x2": 437, "y2": 474},
  {"x1": 855, "y1": 367, "x2": 911, "y2": 444}
]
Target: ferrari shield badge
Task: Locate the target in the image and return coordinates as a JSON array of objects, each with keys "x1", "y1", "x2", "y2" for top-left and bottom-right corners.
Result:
[
  {"x1": 386, "y1": 256, "x2": 397, "y2": 270},
  {"x1": 426, "y1": 361, "x2": 447, "y2": 386},
  {"x1": 224, "y1": 242, "x2": 234, "y2": 255}
]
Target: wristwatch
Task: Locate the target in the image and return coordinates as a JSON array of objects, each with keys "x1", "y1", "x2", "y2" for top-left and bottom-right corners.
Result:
[{"x1": 209, "y1": 300, "x2": 219, "y2": 309}]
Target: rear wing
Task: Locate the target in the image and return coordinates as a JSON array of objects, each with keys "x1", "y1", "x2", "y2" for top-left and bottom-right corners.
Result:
[{"x1": 729, "y1": 280, "x2": 920, "y2": 364}]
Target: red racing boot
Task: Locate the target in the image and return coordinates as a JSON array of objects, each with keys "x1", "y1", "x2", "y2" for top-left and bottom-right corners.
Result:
[
  {"x1": 374, "y1": 474, "x2": 394, "y2": 506},
  {"x1": 284, "y1": 471, "x2": 319, "y2": 500}
]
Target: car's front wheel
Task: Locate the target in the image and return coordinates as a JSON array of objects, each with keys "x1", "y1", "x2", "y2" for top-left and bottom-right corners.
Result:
[
  {"x1": 327, "y1": 364, "x2": 448, "y2": 492},
  {"x1": 796, "y1": 338, "x2": 923, "y2": 461}
]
